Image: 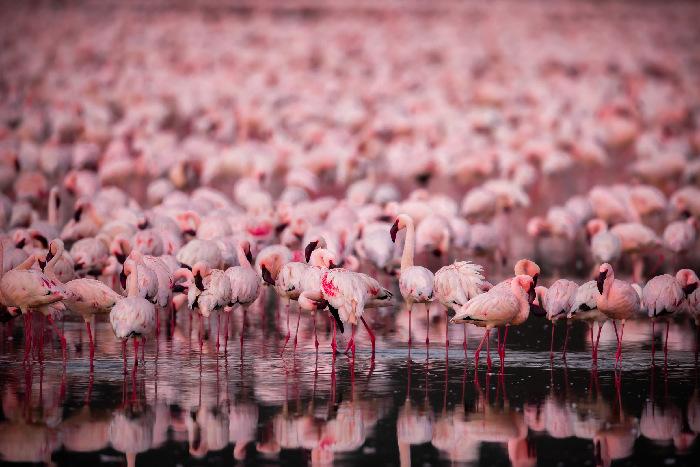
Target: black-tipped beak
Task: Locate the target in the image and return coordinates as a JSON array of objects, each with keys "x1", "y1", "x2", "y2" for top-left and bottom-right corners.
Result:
[
  {"x1": 528, "y1": 286, "x2": 536, "y2": 305},
  {"x1": 116, "y1": 253, "x2": 127, "y2": 264},
  {"x1": 530, "y1": 303, "x2": 546, "y2": 317},
  {"x1": 38, "y1": 260, "x2": 46, "y2": 271},
  {"x1": 432, "y1": 249, "x2": 442, "y2": 257},
  {"x1": 245, "y1": 246, "x2": 253, "y2": 265},
  {"x1": 194, "y1": 272, "x2": 204, "y2": 291},
  {"x1": 46, "y1": 249, "x2": 54, "y2": 264},
  {"x1": 120, "y1": 271, "x2": 127, "y2": 290},
  {"x1": 173, "y1": 283, "x2": 186, "y2": 293},
  {"x1": 184, "y1": 229, "x2": 196, "y2": 237},
  {"x1": 15, "y1": 238, "x2": 26, "y2": 249},
  {"x1": 681, "y1": 210, "x2": 692, "y2": 219},
  {"x1": 275, "y1": 223, "x2": 288, "y2": 235},
  {"x1": 33, "y1": 234, "x2": 48, "y2": 249},
  {"x1": 532, "y1": 273, "x2": 539, "y2": 287},
  {"x1": 596, "y1": 270, "x2": 607, "y2": 294},
  {"x1": 316, "y1": 299, "x2": 329, "y2": 311},
  {"x1": 73, "y1": 206, "x2": 83, "y2": 222},
  {"x1": 305, "y1": 241, "x2": 319, "y2": 263},
  {"x1": 328, "y1": 261, "x2": 339, "y2": 269},
  {"x1": 261, "y1": 265, "x2": 274, "y2": 285},
  {"x1": 684, "y1": 282, "x2": 698, "y2": 297},
  {"x1": 390, "y1": 220, "x2": 399, "y2": 243},
  {"x1": 328, "y1": 305, "x2": 344, "y2": 334},
  {"x1": 138, "y1": 220, "x2": 149, "y2": 230}
]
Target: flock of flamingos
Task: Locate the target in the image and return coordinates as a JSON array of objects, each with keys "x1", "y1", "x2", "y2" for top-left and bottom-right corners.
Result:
[{"x1": 1, "y1": 2, "x2": 700, "y2": 381}]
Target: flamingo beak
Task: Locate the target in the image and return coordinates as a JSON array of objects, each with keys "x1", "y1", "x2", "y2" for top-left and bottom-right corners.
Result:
[
  {"x1": 33, "y1": 234, "x2": 48, "y2": 249},
  {"x1": 46, "y1": 249, "x2": 55, "y2": 264},
  {"x1": 245, "y1": 246, "x2": 253, "y2": 265},
  {"x1": 432, "y1": 249, "x2": 442, "y2": 257},
  {"x1": 38, "y1": 260, "x2": 46, "y2": 271},
  {"x1": 528, "y1": 286, "x2": 536, "y2": 305},
  {"x1": 596, "y1": 270, "x2": 607, "y2": 294},
  {"x1": 328, "y1": 261, "x2": 338, "y2": 269},
  {"x1": 683, "y1": 282, "x2": 698, "y2": 296},
  {"x1": 15, "y1": 238, "x2": 26, "y2": 249},
  {"x1": 328, "y1": 305, "x2": 344, "y2": 334},
  {"x1": 304, "y1": 241, "x2": 319, "y2": 263},
  {"x1": 194, "y1": 272, "x2": 204, "y2": 291},
  {"x1": 120, "y1": 271, "x2": 127, "y2": 289},
  {"x1": 261, "y1": 265, "x2": 275, "y2": 285},
  {"x1": 275, "y1": 223, "x2": 288, "y2": 235},
  {"x1": 73, "y1": 206, "x2": 83, "y2": 222},
  {"x1": 390, "y1": 220, "x2": 399, "y2": 243},
  {"x1": 532, "y1": 273, "x2": 539, "y2": 286},
  {"x1": 116, "y1": 253, "x2": 127, "y2": 264}
]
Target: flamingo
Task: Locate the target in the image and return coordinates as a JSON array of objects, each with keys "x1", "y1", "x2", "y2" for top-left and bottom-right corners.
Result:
[
  {"x1": 595, "y1": 263, "x2": 642, "y2": 367},
  {"x1": 537, "y1": 279, "x2": 579, "y2": 359},
  {"x1": 224, "y1": 240, "x2": 260, "y2": 352},
  {"x1": 42, "y1": 239, "x2": 123, "y2": 366},
  {"x1": 451, "y1": 275, "x2": 535, "y2": 370},
  {"x1": 642, "y1": 272, "x2": 686, "y2": 363},
  {"x1": 567, "y1": 280, "x2": 606, "y2": 362},
  {"x1": 390, "y1": 214, "x2": 435, "y2": 345},
  {"x1": 109, "y1": 257, "x2": 156, "y2": 371}
]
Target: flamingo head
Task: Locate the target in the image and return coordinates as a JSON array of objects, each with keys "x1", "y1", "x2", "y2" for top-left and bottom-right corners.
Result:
[
  {"x1": 597, "y1": 263, "x2": 613, "y2": 294},
  {"x1": 514, "y1": 259, "x2": 540, "y2": 286},
  {"x1": 676, "y1": 269, "x2": 699, "y2": 296},
  {"x1": 239, "y1": 239, "x2": 253, "y2": 264},
  {"x1": 192, "y1": 262, "x2": 210, "y2": 291},
  {"x1": 513, "y1": 274, "x2": 536, "y2": 305},
  {"x1": 586, "y1": 218, "x2": 608, "y2": 242}
]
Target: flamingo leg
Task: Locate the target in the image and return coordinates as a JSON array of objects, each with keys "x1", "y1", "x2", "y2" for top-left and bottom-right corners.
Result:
[
  {"x1": 141, "y1": 336, "x2": 145, "y2": 362},
  {"x1": 349, "y1": 324, "x2": 356, "y2": 359},
  {"x1": 215, "y1": 313, "x2": 220, "y2": 353},
  {"x1": 330, "y1": 317, "x2": 337, "y2": 355},
  {"x1": 463, "y1": 323, "x2": 467, "y2": 357},
  {"x1": 407, "y1": 305, "x2": 412, "y2": 346},
  {"x1": 500, "y1": 326, "x2": 509, "y2": 368},
  {"x1": 313, "y1": 313, "x2": 319, "y2": 350},
  {"x1": 293, "y1": 308, "x2": 301, "y2": 353},
  {"x1": 122, "y1": 340, "x2": 127, "y2": 374},
  {"x1": 23, "y1": 314, "x2": 31, "y2": 365},
  {"x1": 664, "y1": 321, "x2": 670, "y2": 367},
  {"x1": 280, "y1": 304, "x2": 291, "y2": 355},
  {"x1": 589, "y1": 323, "x2": 594, "y2": 360},
  {"x1": 549, "y1": 321, "x2": 555, "y2": 359},
  {"x1": 47, "y1": 315, "x2": 66, "y2": 363},
  {"x1": 651, "y1": 319, "x2": 656, "y2": 363},
  {"x1": 486, "y1": 328, "x2": 492, "y2": 371},
  {"x1": 133, "y1": 338, "x2": 139, "y2": 369},
  {"x1": 86, "y1": 321, "x2": 95, "y2": 369},
  {"x1": 445, "y1": 309, "x2": 450, "y2": 348},
  {"x1": 562, "y1": 322, "x2": 571, "y2": 360},
  {"x1": 425, "y1": 305, "x2": 430, "y2": 345},
  {"x1": 240, "y1": 307, "x2": 247, "y2": 356},
  {"x1": 594, "y1": 322, "x2": 603, "y2": 363},
  {"x1": 474, "y1": 328, "x2": 488, "y2": 368},
  {"x1": 223, "y1": 312, "x2": 229, "y2": 354},
  {"x1": 360, "y1": 316, "x2": 375, "y2": 359}
]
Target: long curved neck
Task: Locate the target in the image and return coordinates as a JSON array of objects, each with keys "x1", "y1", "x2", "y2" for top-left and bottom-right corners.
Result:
[
  {"x1": 127, "y1": 264, "x2": 139, "y2": 297},
  {"x1": 46, "y1": 244, "x2": 63, "y2": 279},
  {"x1": 48, "y1": 188, "x2": 58, "y2": 226},
  {"x1": 602, "y1": 270, "x2": 614, "y2": 299},
  {"x1": 237, "y1": 246, "x2": 252, "y2": 269},
  {"x1": 400, "y1": 218, "x2": 415, "y2": 271},
  {"x1": 511, "y1": 281, "x2": 530, "y2": 318}
]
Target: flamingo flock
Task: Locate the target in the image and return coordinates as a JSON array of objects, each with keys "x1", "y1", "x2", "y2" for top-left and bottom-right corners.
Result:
[{"x1": 0, "y1": 0, "x2": 699, "y2": 381}]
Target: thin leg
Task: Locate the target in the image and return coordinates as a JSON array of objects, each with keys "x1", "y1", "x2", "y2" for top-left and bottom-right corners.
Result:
[
  {"x1": 86, "y1": 321, "x2": 95, "y2": 369},
  {"x1": 350, "y1": 324, "x2": 356, "y2": 359},
  {"x1": 313, "y1": 313, "x2": 319, "y2": 350},
  {"x1": 474, "y1": 328, "x2": 488, "y2": 368},
  {"x1": 664, "y1": 321, "x2": 670, "y2": 367},
  {"x1": 445, "y1": 310, "x2": 450, "y2": 348},
  {"x1": 216, "y1": 313, "x2": 221, "y2": 353},
  {"x1": 141, "y1": 336, "x2": 145, "y2": 362},
  {"x1": 500, "y1": 326, "x2": 509, "y2": 368},
  {"x1": 331, "y1": 318, "x2": 337, "y2": 355},
  {"x1": 408, "y1": 305, "x2": 412, "y2": 346},
  {"x1": 223, "y1": 312, "x2": 229, "y2": 354},
  {"x1": 361, "y1": 316, "x2": 375, "y2": 359},
  {"x1": 133, "y1": 339, "x2": 139, "y2": 369},
  {"x1": 549, "y1": 321, "x2": 555, "y2": 359},
  {"x1": 651, "y1": 319, "x2": 656, "y2": 363},
  {"x1": 589, "y1": 323, "x2": 594, "y2": 360},
  {"x1": 425, "y1": 306, "x2": 430, "y2": 345},
  {"x1": 562, "y1": 322, "x2": 571, "y2": 360},
  {"x1": 47, "y1": 316, "x2": 67, "y2": 363},
  {"x1": 463, "y1": 324, "x2": 468, "y2": 357},
  {"x1": 280, "y1": 304, "x2": 291, "y2": 355},
  {"x1": 122, "y1": 340, "x2": 127, "y2": 374},
  {"x1": 293, "y1": 308, "x2": 301, "y2": 353},
  {"x1": 594, "y1": 322, "x2": 603, "y2": 363},
  {"x1": 486, "y1": 329, "x2": 492, "y2": 371}
]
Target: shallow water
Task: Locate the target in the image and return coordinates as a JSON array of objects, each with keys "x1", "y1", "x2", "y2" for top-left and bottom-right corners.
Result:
[{"x1": 2, "y1": 295, "x2": 700, "y2": 467}]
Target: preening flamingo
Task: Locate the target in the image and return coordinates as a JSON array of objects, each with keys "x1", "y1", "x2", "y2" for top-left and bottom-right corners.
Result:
[{"x1": 224, "y1": 240, "x2": 261, "y2": 352}]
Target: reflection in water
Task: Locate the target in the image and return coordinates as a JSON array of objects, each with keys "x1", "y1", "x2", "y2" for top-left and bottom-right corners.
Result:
[{"x1": 2, "y1": 318, "x2": 700, "y2": 466}]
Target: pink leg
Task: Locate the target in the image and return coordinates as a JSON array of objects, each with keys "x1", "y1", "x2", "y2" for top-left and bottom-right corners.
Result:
[
  {"x1": 313, "y1": 313, "x2": 319, "y2": 350},
  {"x1": 122, "y1": 340, "x2": 127, "y2": 374},
  {"x1": 408, "y1": 306, "x2": 412, "y2": 346},
  {"x1": 474, "y1": 328, "x2": 488, "y2": 368},
  {"x1": 198, "y1": 317, "x2": 203, "y2": 353},
  {"x1": 280, "y1": 304, "x2": 291, "y2": 355},
  {"x1": 141, "y1": 336, "x2": 145, "y2": 362},
  {"x1": 155, "y1": 307, "x2": 160, "y2": 336},
  {"x1": 223, "y1": 312, "x2": 229, "y2": 354},
  {"x1": 651, "y1": 320, "x2": 656, "y2": 363},
  {"x1": 594, "y1": 322, "x2": 603, "y2": 363},
  {"x1": 664, "y1": 321, "x2": 670, "y2": 367},
  {"x1": 562, "y1": 322, "x2": 571, "y2": 360},
  {"x1": 549, "y1": 321, "x2": 555, "y2": 359},
  {"x1": 215, "y1": 314, "x2": 220, "y2": 353},
  {"x1": 425, "y1": 306, "x2": 430, "y2": 345},
  {"x1": 293, "y1": 308, "x2": 301, "y2": 353},
  {"x1": 47, "y1": 316, "x2": 66, "y2": 363},
  {"x1": 486, "y1": 329, "x2": 492, "y2": 370},
  {"x1": 133, "y1": 339, "x2": 139, "y2": 369},
  {"x1": 86, "y1": 321, "x2": 95, "y2": 369},
  {"x1": 331, "y1": 317, "x2": 337, "y2": 355},
  {"x1": 589, "y1": 323, "x2": 594, "y2": 360},
  {"x1": 444, "y1": 310, "x2": 450, "y2": 348},
  {"x1": 349, "y1": 324, "x2": 356, "y2": 359},
  {"x1": 360, "y1": 316, "x2": 375, "y2": 359},
  {"x1": 463, "y1": 324, "x2": 467, "y2": 357},
  {"x1": 240, "y1": 307, "x2": 247, "y2": 354},
  {"x1": 500, "y1": 326, "x2": 509, "y2": 368}
]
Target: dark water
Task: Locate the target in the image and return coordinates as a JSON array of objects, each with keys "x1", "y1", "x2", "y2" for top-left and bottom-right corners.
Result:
[{"x1": 1, "y1": 295, "x2": 700, "y2": 466}]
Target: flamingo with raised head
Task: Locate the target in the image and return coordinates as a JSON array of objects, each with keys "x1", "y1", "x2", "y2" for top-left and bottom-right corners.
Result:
[
  {"x1": 390, "y1": 214, "x2": 434, "y2": 345},
  {"x1": 225, "y1": 240, "x2": 260, "y2": 353}
]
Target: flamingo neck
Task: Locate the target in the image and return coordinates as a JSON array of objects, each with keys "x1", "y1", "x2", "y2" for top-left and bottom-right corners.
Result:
[
  {"x1": 400, "y1": 217, "x2": 415, "y2": 271},
  {"x1": 511, "y1": 280, "x2": 530, "y2": 319},
  {"x1": 237, "y1": 246, "x2": 252, "y2": 269},
  {"x1": 46, "y1": 244, "x2": 63, "y2": 278},
  {"x1": 127, "y1": 264, "x2": 139, "y2": 297},
  {"x1": 48, "y1": 189, "x2": 58, "y2": 226},
  {"x1": 603, "y1": 270, "x2": 614, "y2": 299}
]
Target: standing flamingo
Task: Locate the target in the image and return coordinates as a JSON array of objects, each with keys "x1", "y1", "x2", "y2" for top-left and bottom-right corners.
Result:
[
  {"x1": 537, "y1": 279, "x2": 579, "y2": 359},
  {"x1": 390, "y1": 214, "x2": 434, "y2": 345},
  {"x1": 596, "y1": 263, "x2": 642, "y2": 367},
  {"x1": 642, "y1": 272, "x2": 686, "y2": 363},
  {"x1": 109, "y1": 259, "x2": 156, "y2": 372},
  {"x1": 224, "y1": 240, "x2": 260, "y2": 353},
  {"x1": 451, "y1": 275, "x2": 535, "y2": 370},
  {"x1": 567, "y1": 280, "x2": 606, "y2": 363}
]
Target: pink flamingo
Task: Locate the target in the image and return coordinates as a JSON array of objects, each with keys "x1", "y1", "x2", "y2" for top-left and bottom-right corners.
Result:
[
  {"x1": 451, "y1": 275, "x2": 535, "y2": 370},
  {"x1": 567, "y1": 280, "x2": 606, "y2": 363},
  {"x1": 596, "y1": 263, "x2": 642, "y2": 367},
  {"x1": 642, "y1": 272, "x2": 686, "y2": 363},
  {"x1": 390, "y1": 214, "x2": 435, "y2": 345},
  {"x1": 225, "y1": 240, "x2": 260, "y2": 352}
]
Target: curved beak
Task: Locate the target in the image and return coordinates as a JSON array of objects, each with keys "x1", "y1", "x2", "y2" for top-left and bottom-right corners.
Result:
[
  {"x1": 275, "y1": 223, "x2": 288, "y2": 235},
  {"x1": 528, "y1": 286, "x2": 536, "y2": 305},
  {"x1": 245, "y1": 245, "x2": 253, "y2": 265},
  {"x1": 261, "y1": 265, "x2": 275, "y2": 285},
  {"x1": 389, "y1": 220, "x2": 399, "y2": 243},
  {"x1": 73, "y1": 206, "x2": 83, "y2": 222},
  {"x1": 15, "y1": 238, "x2": 26, "y2": 249},
  {"x1": 532, "y1": 273, "x2": 539, "y2": 287},
  {"x1": 683, "y1": 282, "x2": 698, "y2": 297},
  {"x1": 120, "y1": 271, "x2": 127, "y2": 290},
  {"x1": 194, "y1": 272, "x2": 204, "y2": 291},
  {"x1": 304, "y1": 241, "x2": 319, "y2": 263},
  {"x1": 596, "y1": 270, "x2": 607, "y2": 294}
]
